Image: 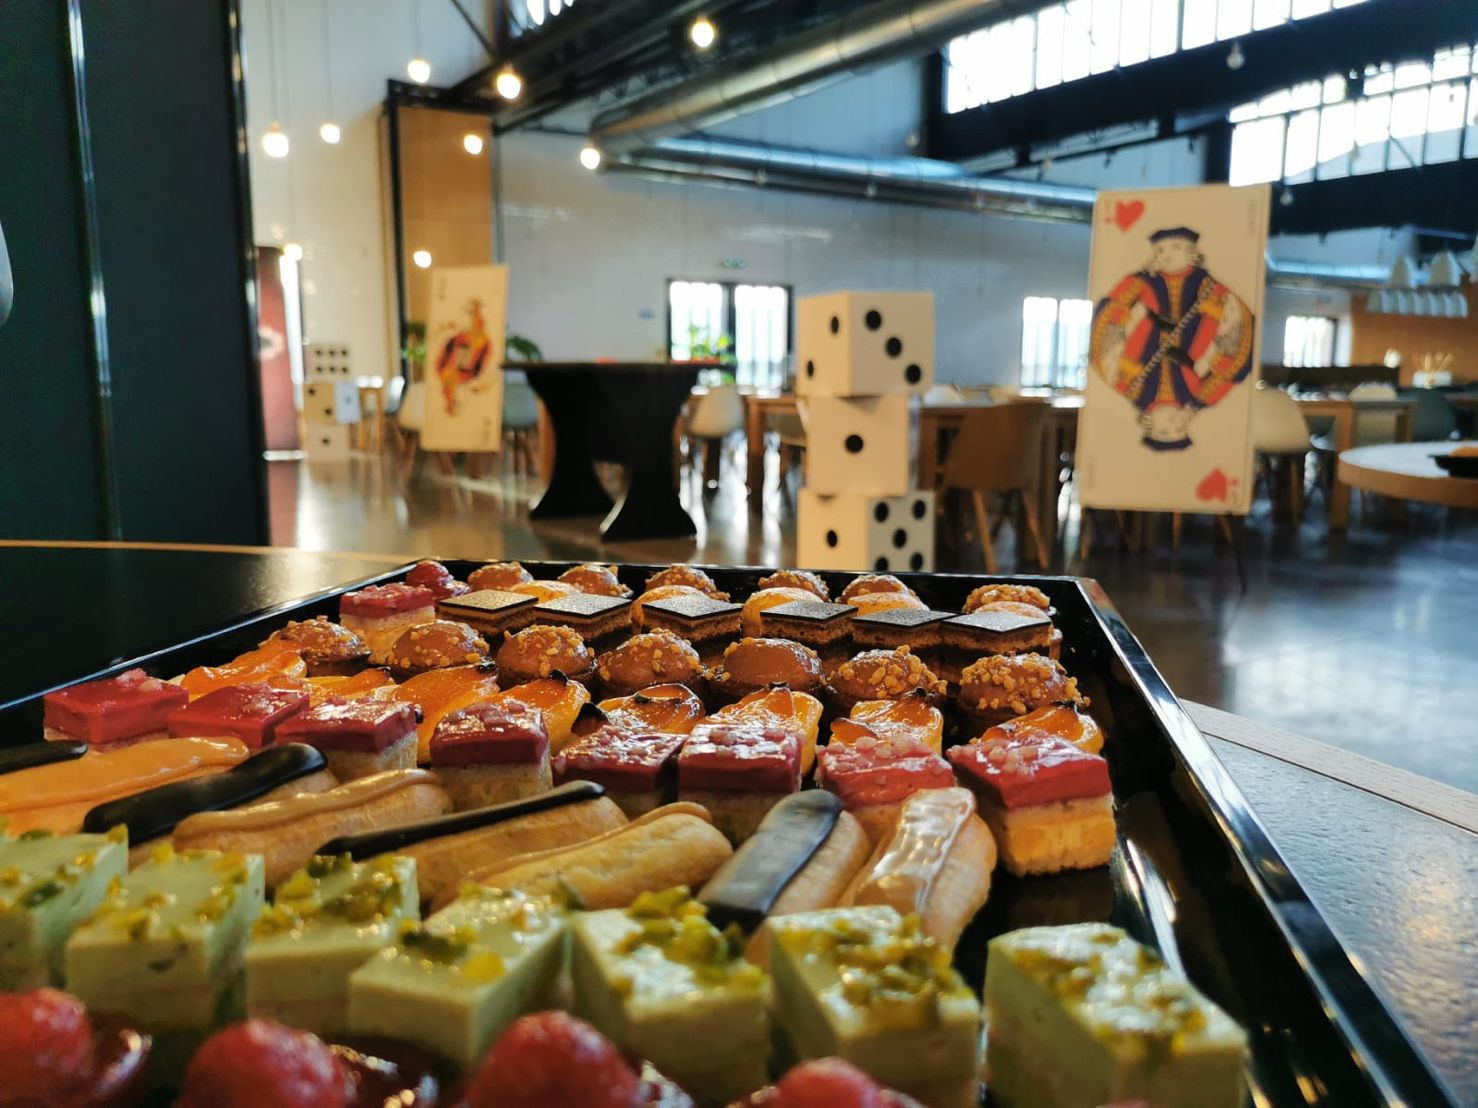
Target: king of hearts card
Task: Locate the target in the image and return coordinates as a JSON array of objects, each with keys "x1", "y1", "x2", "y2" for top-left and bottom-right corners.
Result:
[{"x1": 1076, "y1": 183, "x2": 1270, "y2": 514}]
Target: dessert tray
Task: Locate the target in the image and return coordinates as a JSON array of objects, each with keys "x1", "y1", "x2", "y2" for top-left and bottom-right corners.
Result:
[{"x1": 0, "y1": 560, "x2": 1454, "y2": 1107}]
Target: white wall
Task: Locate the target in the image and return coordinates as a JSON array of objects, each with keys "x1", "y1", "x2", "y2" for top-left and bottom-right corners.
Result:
[
  {"x1": 241, "y1": 0, "x2": 493, "y2": 381},
  {"x1": 497, "y1": 130, "x2": 1092, "y2": 385}
]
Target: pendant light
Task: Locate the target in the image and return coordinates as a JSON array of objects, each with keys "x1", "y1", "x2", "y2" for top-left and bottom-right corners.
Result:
[
  {"x1": 260, "y1": 0, "x2": 290, "y2": 158},
  {"x1": 319, "y1": 0, "x2": 340, "y2": 143},
  {"x1": 407, "y1": 0, "x2": 431, "y2": 84}
]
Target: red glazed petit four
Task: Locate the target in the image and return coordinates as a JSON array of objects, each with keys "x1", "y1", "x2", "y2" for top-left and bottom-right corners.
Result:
[
  {"x1": 275, "y1": 697, "x2": 419, "y2": 780},
  {"x1": 167, "y1": 683, "x2": 308, "y2": 750},
  {"x1": 428, "y1": 700, "x2": 552, "y2": 809},
  {"x1": 816, "y1": 735, "x2": 955, "y2": 811},
  {"x1": 42, "y1": 668, "x2": 187, "y2": 748},
  {"x1": 554, "y1": 727, "x2": 687, "y2": 817},
  {"x1": 677, "y1": 721, "x2": 801, "y2": 843}
]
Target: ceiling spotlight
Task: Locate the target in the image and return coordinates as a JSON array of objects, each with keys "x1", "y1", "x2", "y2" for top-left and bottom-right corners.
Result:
[
  {"x1": 494, "y1": 65, "x2": 523, "y2": 101},
  {"x1": 283, "y1": 242, "x2": 304, "y2": 262},
  {"x1": 407, "y1": 57, "x2": 431, "y2": 84},
  {"x1": 261, "y1": 122, "x2": 290, "y2": 158},
  {"x1": 319, "y1": 121, "x2": 341, "y2": 145},
  {"x1": 463, "y1": 132, "x2": 485, "y2": 156},
  {"x1": 689, "y1": 16, "x2": 717, "y2": 50},
  {"x1": 1226, "y1": 42, "x2": 1245, "y2": 70},
  {"x1": 412, "y1": 249, "x2": 432, "y2": 269},
  {"x1": 579, "y1": 144, "x2": 602, "y2": 170}
]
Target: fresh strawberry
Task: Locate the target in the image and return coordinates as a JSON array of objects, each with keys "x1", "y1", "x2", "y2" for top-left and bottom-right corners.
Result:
[
  {"x1": 772, "y1": 1058, "x2": 888, "y2": 1108},
  {"x1": 177, "y1": 1020, "x2": 348, "y2": 1108},
  {"x1": 0, "y1": 989, "x2": 93, "y2": 1104},
  {"x1": 465, "y1": 1011, "x2": 641, "y2": 1108}
]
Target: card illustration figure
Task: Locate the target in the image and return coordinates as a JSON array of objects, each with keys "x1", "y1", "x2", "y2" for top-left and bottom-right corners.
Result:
[{"x1": 420, "y1": 264, "x2": 508, "y2": 453}]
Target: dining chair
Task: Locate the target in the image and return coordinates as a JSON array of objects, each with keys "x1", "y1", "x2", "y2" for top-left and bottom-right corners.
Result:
[
  {"x1": 1251, "y1": 383, "x2": 1314, "y2": 521},
  {"x1": 767, "y1": 409, "x2": 807, "y2": 496},
  {"x1": 686, "y1": 383, "x2": 745, "y2": 489},
  {"x1": 939, "y1": 403, "x2": 1050, "y2": 572},
  {"x1": 501, "y1": 370, "x2": 541, "y2": 477},
  {"x1": 1399, "y1": 388, "x2": 1458, "y2": 443},
  {"x1": 1347, "y1": 382, "x2": 1401, "y2": 446}
]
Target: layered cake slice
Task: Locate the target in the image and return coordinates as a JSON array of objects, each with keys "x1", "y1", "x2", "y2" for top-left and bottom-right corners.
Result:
[
  {"x1": 553, "y1": 726, "x2": 687, "y2": 817},
  {"x1": 639, "y1": 592, "x2": 743, "y2": 663},
  {"x1": 436, "y1": 588, "x2": 538, "y2": 639},
  {"x1": 530, "y1": 591, "x2": 633, "y2": 647},
  {"x1": 347, "y1": 886, "x2": 567, "y2": 1069},
  {"x1": 0, "y1": 825, "x2": 129, "y2": 988},
  {"x1": 815, "y1": 732, "x2": 955, "y2": 842},
  {"x1": 758, "y1": 599, "x2": 857, "y2": 672},
  {"x1": 940, "y1": 608, "x2": 1054, "y2": 682},
  {"x1": 245, "y1": 853, "x2": 419, "y2": 1037},
  {"x1": 984, "y1": 923, "x2": 1247, "y2": 1108},
  {"x1": 764, "y1": 905, "x2": 982, "y2": 1108},
  {"x1": 43, "y1": 668, "x2": 188, "y2": 748},
  {"x1": 340, "y1": 583, "x2": 437, "y2": 664},
  {"x1": 275, "y1": 697, "x2": 420, "y2": 779},
  {"x1": 428, "y1": 699, "x2": 553, "y2": 809},
  {"x1": 167, "y1": 682, "x2": 309, "y2": 750},
  {"x1": 677, "y1": 720, "x2": 802, "y2": 843},
  {"x1": 948, "y1": 733, "x2": 1115, "y2": 876},
  {"x1": 64, "y1": 846, "x2": 266, "y2": 1051},
  {"x1": 571, "y1": 887, "x2": 770, "y2": 1104}
]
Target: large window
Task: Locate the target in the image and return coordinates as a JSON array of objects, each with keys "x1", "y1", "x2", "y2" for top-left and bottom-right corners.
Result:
[
  {"x1": 668, "y1": 280, "x2": 791, "y2": 390},
  {"x1": 944, "y1": 0, "x2": 1366, "y2": 114},
  {"x1": 511, "y1": 0, "x2": 577, "y2": 36},
  {"x1": 1021, "y1": 296, "x2": 1092, "y2": 388},
  {"x1": 1283, "y1": 315, "x2": 1337, "y2": 367},
  {"x1": 1229, "y1": 44, "x2": 1478, "y2": 185}
]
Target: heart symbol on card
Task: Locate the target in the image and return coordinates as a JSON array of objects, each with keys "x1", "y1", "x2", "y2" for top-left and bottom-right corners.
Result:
[
  {"x1": 1110, "y1": 199, "x2": 1145, "y2": 231},
  {"x1": 1195, "y1": 468, "x2": 1236, "y2": 503}
]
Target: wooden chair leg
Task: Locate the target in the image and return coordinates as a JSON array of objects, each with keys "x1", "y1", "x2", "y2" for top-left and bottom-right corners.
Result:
[
  {"x1": 398, "y1": 430, "x2": 419, "y2": 485},
  {"x1": 1019, "y1": 487, "x2": 1050, "y2": 568},
  {"x1": 1171, "y1": 512, "x2": 1183, "y2": 549},
  {"x1": 435, "y1": 451, "x2": 456, "y2": 477},
  {"x1": 971, "y1": 491, "x2": 998, "y2": 574},
  {"x1": 1216, "y1": 514, "x2": 1234, "y2": 544},
  {"x1": 1079, "y1": 509, "x2": 1093, "y2": 560}
]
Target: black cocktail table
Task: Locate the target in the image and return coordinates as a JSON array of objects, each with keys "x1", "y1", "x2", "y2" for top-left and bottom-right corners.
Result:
[{"x1": 515, "y1": 361, "x2": 701, "y2": 542}]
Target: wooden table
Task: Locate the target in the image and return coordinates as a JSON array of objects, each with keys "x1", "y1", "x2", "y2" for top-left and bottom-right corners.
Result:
[
  {"x1": 1338, "y1": 442, "x2": 1478, "y2": 509},
  {"x1": 1294, "y1": 396, "x2": 1416, "y2": 529},
  {"x1": 0, "y1": 541, "x2": 1470, "y2": 1100}
]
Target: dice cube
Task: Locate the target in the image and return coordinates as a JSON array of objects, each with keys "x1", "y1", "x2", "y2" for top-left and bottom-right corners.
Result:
[
  {"x1": 303, "y1": 381, "x2": 361, "y2": 425},
  {"x1": 796, "y1": 292, "x2": 934, "y2": 399},
  {"x1": 799, "y1": 395, "x2": 914, "y2": 496},
  {"x1": 305, "y1": 424, "x2": 352, "y2": 461},
  {"x1": 306, "y1": 343, "x2": 354, "y2": 381},
  {"x1": 797, "y1": 489, "x2": 935, "y2": 574}
]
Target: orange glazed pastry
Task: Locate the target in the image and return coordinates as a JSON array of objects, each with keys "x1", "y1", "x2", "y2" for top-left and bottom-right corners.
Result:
[
  {"x1": 493, "y1": 674, "x2": 591, "y2": 753},
  {"x1": 825, "y1": 647, "x2": 946, "y2": 714},
  {"x1": 643, "y1": 564, "x2": 727, "y2": 598},
  {"x1": 710, "y1": 687, "x2": 823, "y2": 774},
  {"x1": 305, "y1": 668, "x2": 395, "y2": 704},
  {"x1": 958, "y1": 654, "x2": 1086, "y2": 729},
  {"x1": 597, "y1": 683, "x2": 706, "y2": 736},
  {"x1": 980, "y1": 702, "x2": 1104, "y2": 755},
  {"x1": 833, "y1": 693, "x2": 945, "y2": 754},
  {"x1": 495, "y1": 625, "x2": 596, "y2": 685},
  {"x1": 507, "y1": 580, "x2": 583, "y2": 605},
  {"x1": 557, "y1": 563, "x2": 633, "y2": 598},
  {"x1": 755, "y1": 568, "x2": 830, "y2": 600},
  {"x1": 848, "y1": 591, "x2": 927, "y2": 618},
  {"x1": 740, "y1": 587, "x2": 819, "y2": 637},
  {"x1": 0, "y1": 737, "x2": 249, "y2": 834},
  {"x1": 178, "y1": 641, "x2": 307, "y2": 699},
  {"x1": 467, "y1": 561, "x2": 534, "y2": 591},
  {"x1": 263, "y1": 616, "x2": 370, "y2": 677},
  {"x1": 388, "y1": 664, "x2": 500, "y2": 762},
  {"x1": 837, "y1": 574, "x2": 916, "y2": 603},
  {"x1": 962, "y1": 583, "x2": 1053, "y2": 615},
  {"x1": 594, "y1": 630, "x2": 704, "y2": 698}
]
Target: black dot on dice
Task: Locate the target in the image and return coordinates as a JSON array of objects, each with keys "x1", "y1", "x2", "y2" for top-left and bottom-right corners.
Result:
[
  {"x1": 904, "y1": 364, "x2": 922, "y2": 384},
  {"x1": 911, "y1": 498, "x2": 927, "y2": 519},
  {"x1": 805, "y1": 360, "x2": 815, "y2": 378},
  {"x1": 825, "y1": 530, "x2": 838, "y2": 548},
  {"x1": 909, "y1": 552, "x2": 925, "y2": 571},
  {"x1": 844, "y1": 434, "x2": 864, "y2": 454},
  {"x1": 874, "y1": 556, "x2": 890, "y2": 572},
  {"x1": 885, "y1": 337, "x2": 903, "y2": 358},
  {"x1": 892, "y1": 528, "x2": 908, "y2": 549},
  {"x1": 829, "y1": 315, "x2": 840, "y2": 334},
  {"x1": 873, "y1": 503, "x2": 889, "y2": 523},
  {"x1": 865, "y1": 309, "x2": 883, "y2": 330}
]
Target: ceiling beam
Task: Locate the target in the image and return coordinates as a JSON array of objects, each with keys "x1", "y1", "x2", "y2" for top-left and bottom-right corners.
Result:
[
  {"x1": 1274, "y1": 159, "x2": 1478, "y2": 236},
  {"x1": 927, "y1": 0, "x2": 1478, "y2": 166}
]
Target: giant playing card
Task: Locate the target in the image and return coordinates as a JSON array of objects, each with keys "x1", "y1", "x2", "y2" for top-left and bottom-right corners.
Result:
[
  {"x1": 420, "y1": 265, "x2": 508, "y2": 452},
  {"x1": 1076, "y1": 184, "x2": 1270, "y2": 514}
]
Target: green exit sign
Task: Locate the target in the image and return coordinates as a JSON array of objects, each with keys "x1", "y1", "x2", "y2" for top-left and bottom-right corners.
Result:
[{"x1": 721, "y1": 257, "x2": 747, "y2": 269}]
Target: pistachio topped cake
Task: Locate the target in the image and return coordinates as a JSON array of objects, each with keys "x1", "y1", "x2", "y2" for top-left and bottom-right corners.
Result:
[
  {"x1": 984, "y1": 923, "x2": 1247, "y2": 1108},
  {"x1": 764, "y1": 905, "x2": 982, "y2": 1108},
  {"x1": 64, "y1": 845, "x2": 266, "y2": 1034},
  {"x1": 347, "y1": 885, "x2": 567, "y2": 1068},
  {"x1": 571, "y1": 887, "x2": 771, "y2": 1104},
  {"x1": 246, "y1": 853, "x2": 419, "y2": 1037},
  {"x1": 0, "y1": 825, "x2": 129, "y2": 989}
]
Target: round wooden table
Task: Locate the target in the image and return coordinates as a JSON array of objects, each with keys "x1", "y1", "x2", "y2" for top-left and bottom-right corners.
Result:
[{"x1": 1337, "y1": 442, "x2": 1478, "y2": 509}]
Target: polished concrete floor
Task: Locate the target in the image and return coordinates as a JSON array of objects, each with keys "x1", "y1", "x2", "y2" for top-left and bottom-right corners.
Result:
[{"x1": 268, "y1": 444, "x2": 1478, "y2": 794}]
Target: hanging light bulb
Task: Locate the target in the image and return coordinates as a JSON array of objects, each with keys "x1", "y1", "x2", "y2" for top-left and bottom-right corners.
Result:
[
  {"x1": 1226, "y1": 42, "x2": 1245, "y2": 70},
  {"x1": 262, "y1": 122, "x2": 290, "y2": 158},
  {"x1": 412, "y1": 249, "x2": 433, "y2": 269},
  {"x1": 283, "y1": 242, "x2": 304, "y2": 261},
  {"x1": 463, "y1": 133, "x2": 485, "y2": 156},
  {"x1": 579, "y1": 144, "x2": 602, "y2": 170},
  {"x1": 319, "y1": 121, "x2": 341, "y2": 145},
  {"x1": 494, "y1": 65, "x2": 523, "y2": 100},
  {"x1": 689, "y1": 16, "x2": 717, "y2": 50},
  {"x1": 864, "y1": 180, "x2": 878, "y2": 199},
  {"x1": 407, "y1": 57, "x2": 432, "y2": 84}
]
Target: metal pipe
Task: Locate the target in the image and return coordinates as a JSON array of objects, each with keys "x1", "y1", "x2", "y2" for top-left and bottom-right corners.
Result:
[
  {"x1": 1265, "y1": 257, "x2": 1389, "y2": 289},
  {"x1": 590, "y1": 0, "x2": 1053, "y2": 155}
]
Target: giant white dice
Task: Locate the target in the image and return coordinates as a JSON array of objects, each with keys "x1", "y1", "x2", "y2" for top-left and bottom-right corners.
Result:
[
  {"x1": 303, "y1": 381, "x2": 361, "y2": 425},
  {"x1": 304, "y1": 423, "x2": 352, "y2": 462},
  {"x1": 797, "y1": 489, "x2": 935, "y2": 574},
  {"x1": 306, "y1": 342, "x2": 354, "y2": 381},
  {"x1": 800, "y1": 395, "x2": 914, "y2": 496},
  {"x1": 796, "y1": 291, "x2": 933, "y2": 398}
]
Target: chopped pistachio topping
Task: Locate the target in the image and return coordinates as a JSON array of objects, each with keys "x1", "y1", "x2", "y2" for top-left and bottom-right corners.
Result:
[{"x1": 619, "y1": 887, "x2": 764, "y2": 989}]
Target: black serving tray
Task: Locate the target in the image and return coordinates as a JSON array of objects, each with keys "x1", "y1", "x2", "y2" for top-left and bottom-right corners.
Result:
[{"x1": 0, "y1": 561, "x2": 1456, "y2": 1107}]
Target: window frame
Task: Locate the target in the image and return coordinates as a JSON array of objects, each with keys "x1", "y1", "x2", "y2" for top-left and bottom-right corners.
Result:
[
  {"x1": 1282, "y1": 314, "x2": 1339, "y2": 368},
  {"x1": 665, "y1": 278, "x2": 794, "y2": 390},
  {"x1": 1020, "y1": 294, "x2": 1093, "y2": 389}
]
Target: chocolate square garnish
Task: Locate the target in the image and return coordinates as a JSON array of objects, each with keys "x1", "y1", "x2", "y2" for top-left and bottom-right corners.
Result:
[
  {"x1": 853, "y1": 608, "x2": 953, "y2": 629},
  {"x1": 643, "y1": 593, "x2": 741, "y2": 622},
  {"x1": 944, "y1": 609, "x2": 1049, "y2": 633},
  {"x1": 440, "y1": 588, "x2": 537, "y2": 615},
  {"x1": 764, "y1": 600, "x2": 856, "y2": 625},
  {"x1": 533, "y1": 593, "x2": 633, "y2": 619}
]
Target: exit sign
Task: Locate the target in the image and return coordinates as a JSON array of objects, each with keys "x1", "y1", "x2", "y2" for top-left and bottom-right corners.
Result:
[{"x1": 721, "y1": 257, "x2": 747, "y2": 269}]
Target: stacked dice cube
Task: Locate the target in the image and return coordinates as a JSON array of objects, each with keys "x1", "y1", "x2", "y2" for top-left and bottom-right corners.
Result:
[
  {"x1": 304, "y1": 343, "x2": 361, "y2": 461},
  {"x1": 795, "y1": 292, "x2": 936, "y2": 573}
]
